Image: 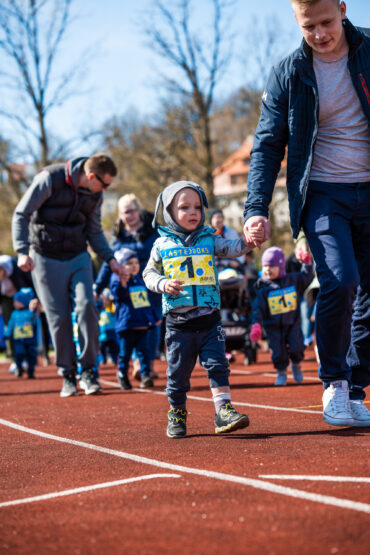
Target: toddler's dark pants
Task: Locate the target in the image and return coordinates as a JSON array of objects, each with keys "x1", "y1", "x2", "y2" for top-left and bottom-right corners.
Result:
[
  {"x1": 117, "y1": 329, "x2": 150, "y2": 377},
  {"x1": 265, "y1": 323, "x2": 304, "y2": 372},
  {"x1": 14, "y1": 340, "x2": 37, "y2": 377},
  {"x1": 165, "y1": 312, "x2": 230, "y2": 408}
]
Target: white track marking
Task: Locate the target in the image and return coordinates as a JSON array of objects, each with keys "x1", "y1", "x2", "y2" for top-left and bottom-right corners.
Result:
[
  {"x1": 0, "y1": 474, "x2": 180, "y2": 508},
  {"x1": 100, "y1": 379, "x2": 320, "y2": 414},
  {"x1": 260, "y1": 475, "x2": 370, "y2": 483},
  {"x1": 231, "y1": 368, "x2": 321, "y2": 382},
  {"x1": 1, "y1": 418, "x2": 369, "y2": 514}
]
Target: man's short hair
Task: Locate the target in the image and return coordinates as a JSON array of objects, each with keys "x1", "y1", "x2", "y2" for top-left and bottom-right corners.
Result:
[
  {"x1": 290, "y1": 0, "x2": 340, "y2": 6},
  {"x1": 85, "y1": 153, "x2": 117, "y2": 177}
]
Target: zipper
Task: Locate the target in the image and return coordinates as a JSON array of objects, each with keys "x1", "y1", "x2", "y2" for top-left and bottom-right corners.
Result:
[
  {"x1": 358, "y1": 73, "x2": 370, "y2": 105},
  {"x1": 299, "y1": 86, "x2": 319, "y2": 221}
]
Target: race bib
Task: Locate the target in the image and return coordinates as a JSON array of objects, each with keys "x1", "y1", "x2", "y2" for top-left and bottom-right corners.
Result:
[
  {"x1": 14, "y1": 324, "x2": 34, "y2": 339},
  {"x1": 129, "y1": 286, "x2": 151, "y2": 308},
  {"x1": 267, "y1": 286, "x2": 297, "y2": 316},
  {"x1": 161, "y1": 245, "x2": 216, "y2": 286}
]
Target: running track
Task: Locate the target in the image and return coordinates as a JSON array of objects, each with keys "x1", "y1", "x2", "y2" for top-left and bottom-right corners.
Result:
[{"x1": 1, "y1": 347, "x2": 369, "y2": 554}]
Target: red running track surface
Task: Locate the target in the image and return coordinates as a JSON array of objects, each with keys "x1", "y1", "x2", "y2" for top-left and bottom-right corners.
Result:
[{"x1": 0, "y1": 346, "x2": 369, "y2": 554}]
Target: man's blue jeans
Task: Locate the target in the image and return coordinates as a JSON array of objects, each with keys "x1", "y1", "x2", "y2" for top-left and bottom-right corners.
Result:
[{"x1": 302, "y1": 180, "x2": 370, "y2": 399}]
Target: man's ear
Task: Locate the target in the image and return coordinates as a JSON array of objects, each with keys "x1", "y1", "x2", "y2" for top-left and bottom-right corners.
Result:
[
  {"x1": 340, "y1": 1, "x2": 346, "y2": 19},
  {"x1": 87, "y1": 172, "x2": 95, "y2": 181}
]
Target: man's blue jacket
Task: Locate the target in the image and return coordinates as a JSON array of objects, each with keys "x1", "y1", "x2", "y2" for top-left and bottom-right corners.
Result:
[{"x1": 244, "y1": 19, "x2": 370, "y2": 238}]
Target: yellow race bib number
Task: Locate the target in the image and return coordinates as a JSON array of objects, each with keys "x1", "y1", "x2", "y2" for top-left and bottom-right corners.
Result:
[
  {"x1": 14, "y1": 324, "x2": 34, "y2": 339},
  {"x1": 161, "y1": 245, "x2": 216, "y2": 286},
  {"x1": 129, "y1": 286, "x2": 151, "y2": 308},
  {"x1": 267, "y1": 286, "x2": 297, "y2": 316}
]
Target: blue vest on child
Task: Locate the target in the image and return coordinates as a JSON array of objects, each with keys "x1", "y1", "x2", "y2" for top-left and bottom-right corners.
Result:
[{"x1": 156, "y1": 227, "x2": 220, "y2": 315}]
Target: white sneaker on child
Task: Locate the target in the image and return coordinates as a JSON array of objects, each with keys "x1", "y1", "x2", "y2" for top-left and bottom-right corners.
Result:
[
  {"x1": 322, "y1": 381, "x2": 354, "y2": 427},
  {"x1": 8, "y1": 362, "x2": 17, "y2": 374},
  {"x1": 349, "y1": 400, "x2": 370, "y2": 427}
]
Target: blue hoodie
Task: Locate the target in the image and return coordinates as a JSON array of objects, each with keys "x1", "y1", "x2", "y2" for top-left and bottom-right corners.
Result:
[{"x1": 110, "y1": 273, "x2": 157, "y2": 333}]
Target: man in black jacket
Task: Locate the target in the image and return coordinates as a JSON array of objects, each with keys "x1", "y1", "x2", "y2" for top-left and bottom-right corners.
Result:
[
  {"x1": 244, "y1": 0, "x2": 370, "y2": 427},
  {"x1": 12, "y1": 153, "x2": 122, "y2": 397}
]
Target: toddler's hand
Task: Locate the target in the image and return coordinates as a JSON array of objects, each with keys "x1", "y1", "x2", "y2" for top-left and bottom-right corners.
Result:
[
  {"x1": 249, "y1": 323, "x2": 262, "y2": 342},
  {"x1": 120, "y1": 267, "x2": 131, "y2": 285},
  {"x1": 296, "y1": 247, "x2": 312, "y2": 264},
  {"x1": 164, "y1": 279, "x2": 184, "y2": 295}
]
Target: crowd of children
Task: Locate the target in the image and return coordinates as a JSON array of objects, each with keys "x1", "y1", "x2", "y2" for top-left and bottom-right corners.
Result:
[{"x1": 2, "y1": 180, "x2": 321, "y2": 438}]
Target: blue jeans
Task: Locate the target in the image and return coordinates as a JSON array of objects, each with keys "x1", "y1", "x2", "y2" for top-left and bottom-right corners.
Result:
[
  {"x1": 165, "y1": 316, "x2": 230, "y2": 408},
  {"x1": 118, "y1": 329, "x2": 150, "y2": 377},
  {"x1": 302, "y1": 180, "x2": 370, "y2": 399},
  {"x1": 14, "y1": 340, "x2": 38, "y2": 377}
]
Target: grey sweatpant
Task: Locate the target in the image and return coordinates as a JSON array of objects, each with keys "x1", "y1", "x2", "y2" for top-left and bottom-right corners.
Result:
[{"x1": 31, "y1": 250, "x2": 99, "y2": 373}]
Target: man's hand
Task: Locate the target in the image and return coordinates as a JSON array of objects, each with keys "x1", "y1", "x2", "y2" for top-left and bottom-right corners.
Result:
[
  {"x1": 244, "y1": 216, "x2": 270, "y2": 249},
  {"x1": 18, "y1": 254, "x2": 34, "y2": 272},
  {"x1": 109, "y1": 258, "x2": 123, "y2": 276},
  {"x1": 249, "y1": 323, "x2": 262, "y2": 342},
  {"x1": 164, "y1": 279, "x2": 184, "y2": 295}
]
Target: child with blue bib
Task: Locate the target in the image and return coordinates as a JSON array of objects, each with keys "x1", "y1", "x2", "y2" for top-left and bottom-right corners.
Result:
[
  {"x1": 110, "y1": 248, "x2": 159, "y2": 391},
  {"x1": 98, "y1": 289, "x2": 119, "y2": 365},
  {"x1": 6, "y1": 287, "x2": 38, "y2": 378},
  {"x1": 249, "y1": 247, "x2": 314, "y2": 386},
  {"x1": 143, "y1": 180, "x2": 261, "y2": 438}
]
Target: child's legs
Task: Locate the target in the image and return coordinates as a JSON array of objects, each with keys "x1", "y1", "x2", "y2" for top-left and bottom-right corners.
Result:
[
  {"x1": 133, "y1": 330, "x2": 151, "y2": 376},
  {"x1": 25, "y1": 343, "x2": 38, "y2": 377},
  {"x1": 287, "y1": 323, "x2": 305, "y2": 364},
  {"x1": 107, "y1": 338, "x2": 119, "y2": 364},
  {"x1": 198, "y1": 323, "x2": 230, "y2": 388},
  {"x1": 266, "y1": 327, "x2": 289, "y2": 371},
  {"x1": 118, "y1": 331, "x2": 136, "y2": 376},
  {"x1": 147, "y1": 323, "x2": 161, "y2": 362},
  {"x1": 100, "y1": 341, "x2": 109, "y2": 363},
  {"x1": 165, "y1": 325, "x2": 198, "y2": 408},
  {"x1": 13, "y1": 341, "x2": 26, "y2": 372}
]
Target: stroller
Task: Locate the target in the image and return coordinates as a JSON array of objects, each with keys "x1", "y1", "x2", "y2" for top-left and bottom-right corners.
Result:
[{"x1": 217, "y1": 260, "x2": 258, "y2": 365}]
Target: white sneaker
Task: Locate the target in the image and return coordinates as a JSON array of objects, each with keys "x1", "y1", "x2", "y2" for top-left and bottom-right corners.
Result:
[
  {"x1": 322, "y1": 381, "x2": 354, "y2": 427},
  {"x1": 349, "y1": 400, "x2": 370, "y2": 427},
  {"x1": 8, "y1": 362, "x2": 17, "y2": 374},
  {"x1": 21, "y1": 361, "x2": 29, "y2": 372}
]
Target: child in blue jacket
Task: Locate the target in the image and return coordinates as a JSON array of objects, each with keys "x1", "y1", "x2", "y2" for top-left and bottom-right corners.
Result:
[
  {"x1": 110, "y1": 248, "x2": 159, "y2": 391},
  {"x1": 98, "y1": 289, "x2": 119, "y2": 365},
  {"x1": 143, "y1": 180, "x2": 262, "y2": 438},
  {"x1": 249, "y1": 247, "x2": 314, "y2": 386},
  {"x1": 6, "y1": 288, "x2": 38, "y2": 378}
]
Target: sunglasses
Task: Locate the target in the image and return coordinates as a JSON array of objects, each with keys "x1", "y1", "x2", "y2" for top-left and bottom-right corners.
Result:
[{"x1": 94, "y1": 173, "x2": 111, "y2": 189}]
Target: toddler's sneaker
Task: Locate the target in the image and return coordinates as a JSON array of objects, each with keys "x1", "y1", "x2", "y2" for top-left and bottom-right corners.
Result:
[
  {"x1": 60, "y1": 374, "x2": 78, "y2": 398},
  {"x1": 349, "y1": 399, "x2": 370, "y2": 427},
  {"x1": 291, "y1": 363, "x2": 303, "y2": 383},
  {"x1": 80, "y1": 369, "x2": 101, "y2": 395},
  {"x1": 214, "y1": 403, "x2": 249, "y2": 434},
  {"x1": 117, "y1": 372, "x2": 132, "y2": 390},
  {"x1": 8, "y1": 362, "x2": 17, "y2": 374},
  {"x1": 322, "y1": 381, "x2": 354, "y2": 426},
  {"x1": 274, "y1": 371, "x2": 287, "y2": 386},
  {"x1": 167, "y1": 408, "x2": 187, "y2": 438},
  {"x1": 140, "y1": 374, "x2": 154, "y2": 389}
]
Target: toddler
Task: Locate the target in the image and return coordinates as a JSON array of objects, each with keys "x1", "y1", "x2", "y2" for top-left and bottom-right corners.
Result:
[
  {"x1": 144, "y1": 180, "x2": 261, "y2": 438},
  {"x1": 250, "y1": 246, "x2": 313, "y2": 385},
  {"x1": 6, "y1": 287, "x2": 38, "y2": 378},
  {"x1": 99, "y1": 289, "x2": 119, "y2": 365},
  {"x1": 110, "y1": 248, "x2": 159, "y2": 390}
]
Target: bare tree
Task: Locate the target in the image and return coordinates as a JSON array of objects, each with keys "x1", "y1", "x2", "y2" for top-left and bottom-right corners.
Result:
[
  {"x1": 0, "y1": 0, "x2": 90, "y2": 167},
  {"x1": 142, "y1": 0, "x2": 234, "y2": 203}
]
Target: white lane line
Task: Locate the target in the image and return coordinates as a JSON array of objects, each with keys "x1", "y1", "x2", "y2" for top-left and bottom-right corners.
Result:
[
  {"x1": 0, "y1": 474, "x2": 180, "y2": 508},
  {"x1": 100, "y1": 379, "x2": 320, "y2": 414},
  {"x1": 259, "y1": 475, "x2": 370, "y2": 483},
  {"x1": 1, "y1": 418, "x2": 369, "y2": 514},
  {"x1": 231, "y1": 368, "x2": 321, "y2": 382}
]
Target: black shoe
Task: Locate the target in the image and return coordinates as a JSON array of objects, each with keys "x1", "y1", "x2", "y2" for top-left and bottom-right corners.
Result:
[
  {"x1": 214, "y1": 403, "x2": 249, "y2": 434},
  {"x1": 140, "y1": 374, "x2": 154, "y2": 389},
  {"x1": 60, "y1": 374, "x2": 78, "y2": 398},
  {"x1": 117, "y1": 372, "x2": 132, "y2": 390},
  {"x1": 80, "y1": 369, "x2": 101, "y2": 395},
  {"x1": 167, "y1": 408, "x2": 187, "y2": 438}
]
